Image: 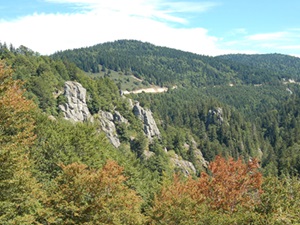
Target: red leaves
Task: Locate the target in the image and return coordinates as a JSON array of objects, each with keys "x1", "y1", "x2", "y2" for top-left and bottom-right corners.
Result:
[
  {"x1": 151, "y1": 155, "x2": 263, "y2": 222},
  {"x1": 200, "y1": 156, "x2": 262, "y2": 212}
]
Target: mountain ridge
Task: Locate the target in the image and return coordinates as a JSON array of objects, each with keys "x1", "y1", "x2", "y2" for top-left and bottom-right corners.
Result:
[{"x1": 52, "y1": 40, "x2": 300, "y2": 89}]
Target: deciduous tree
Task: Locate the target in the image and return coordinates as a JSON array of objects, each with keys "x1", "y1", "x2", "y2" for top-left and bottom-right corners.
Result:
[
  {"x1": 0, "y1": 60, "x2": 52, "y2": 224},
  {"x1": 49, "y1": 160, "x2": 145, "y2": 224}
]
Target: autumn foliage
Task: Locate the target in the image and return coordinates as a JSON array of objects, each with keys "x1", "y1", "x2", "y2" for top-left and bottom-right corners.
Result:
[
  {"x1": 200, "y1": 155, "x2": 262, "y2": 211},
  {"x1": 0, "y1": 60, "x2": 36, "y2": 149},
  {"x1": 0, "y1": 60, "x2": 50, "y2": 224},
  {"x1": 149, "y1": 155, "x2": 263, "y2": 224},
  {"x1": 49, "y1": 160, "x2": 145, "y2": 224}
]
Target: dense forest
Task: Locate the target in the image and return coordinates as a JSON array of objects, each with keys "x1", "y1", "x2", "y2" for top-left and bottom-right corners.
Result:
[{"x1": 1, "y1": 40, "x2": 300, "y2": 224}]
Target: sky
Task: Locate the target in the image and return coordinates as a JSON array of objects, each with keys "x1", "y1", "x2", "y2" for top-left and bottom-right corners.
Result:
[{"x1": 1, "y1": 0, "x2": 300, "y2": 56}]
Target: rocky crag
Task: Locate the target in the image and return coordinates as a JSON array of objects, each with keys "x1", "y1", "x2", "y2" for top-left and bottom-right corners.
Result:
[
  {"x1": 132, "y1": 101, "x2": 161, "y2": 140},
  {"x1": 58, "y1": 81, "x2": 207, "y2": 175},
  {"x1": 96, "y1": 110, "x2": 128, "y2": 148},
  {"x1": 58, "y1": 81, "x2": 123, "y2": 147},
  {"x1": 59, "y1": 81, "x2": 91, "y2": 122}
]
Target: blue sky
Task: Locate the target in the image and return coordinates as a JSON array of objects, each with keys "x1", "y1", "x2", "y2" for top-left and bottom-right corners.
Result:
[{"x1": 1, "y1": 0, "x2": 300, "y2": 56}]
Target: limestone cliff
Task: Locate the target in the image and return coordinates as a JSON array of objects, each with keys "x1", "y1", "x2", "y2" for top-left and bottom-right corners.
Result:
[
  {"x1": 59, "y1": 81, "x2": 91, "y2": 122},
  {"x1": 184, "y1": 138, "x2": 208, "y2": 170},
  {"x1": 97, "y1": 111, "x2": 121, "y2": 148},
  {"x1": 59, "y1": 81, "x2": 127, "y2": 148},
  {"x1": 133, "y1": 101, "x2": 161, "y2": 140},
  {"x1": 97, "y1": 110, "x2": 130, "y2": 148}
]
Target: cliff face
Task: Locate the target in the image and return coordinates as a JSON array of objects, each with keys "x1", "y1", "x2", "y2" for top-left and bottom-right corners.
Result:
[
  {"x1": 58, "y1": 81, "x2": 207, "y2": 175},
  {"x1": 96, "y1": 111, "x2": 120, "y2": 148},
  {"x1": 58, "y1": 81, "x2": 124, "y2": 148},
  {"x1": 59, "y1": 81, "x2": 91, "y2": 122},
  {"x1": 133, "y1": 101, "x2": 161, "y2": 140},
  {"x1": 96, "y1": 110, "x2": 128, "y2": 148}
]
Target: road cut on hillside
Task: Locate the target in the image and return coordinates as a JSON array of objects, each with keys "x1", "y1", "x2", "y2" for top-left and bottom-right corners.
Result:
[{"x1": 123, "y1": 86, "x2": 168, "y2": 94}]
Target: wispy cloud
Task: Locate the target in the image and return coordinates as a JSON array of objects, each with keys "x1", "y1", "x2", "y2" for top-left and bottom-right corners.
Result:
[
  {"x1": 44, "y1": 0, "x2": 218, "y2": 24},
  {"x1": 2, "y1": 0, "x2": 299, "y2": 57},
  {"x1": 245, "y1": 30, "x2": 300, "y2": 53},
  {"x1": 0, "y1": 0, "x2": 225, "y2": 55},
  {"x1": 157, "y1": 1, "x2": 219, "y2": 13},
  {"x1": 246, "y1": 31, "x2": 290, "y2": 41},
  {"x1": 218, "y1": 29, "x2": 300, "y2": 55}
]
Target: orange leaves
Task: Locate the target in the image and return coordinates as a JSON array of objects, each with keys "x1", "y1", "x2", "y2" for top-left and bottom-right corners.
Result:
[
  {"x1": 0, "y1": 60, "x2": 53, "y2": 224},
  {"x1": 0, "y1": 60, "x2": 36, "y2": 148},
  {"x1": 50, "y1": 160, "x2": 145, "y2": 224},
  {"x1": 149, "y1": 175, "x2": 201, "y2": 224},
  {"x1": 200, "y1": 156, "x2": 262, "y2": 212},
  {"x1": 149, "y1": 155, "x2": 263, "y2": 224}
]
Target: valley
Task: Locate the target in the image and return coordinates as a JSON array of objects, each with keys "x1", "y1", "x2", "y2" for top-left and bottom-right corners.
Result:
[{"x1": 1, "y1": 40, "x2": 300, "y2": 224}]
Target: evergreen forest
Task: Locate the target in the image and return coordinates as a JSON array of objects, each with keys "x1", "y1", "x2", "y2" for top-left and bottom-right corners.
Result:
[{"x1": 1, "y1": 40, "x2": 300, "y2": 224}]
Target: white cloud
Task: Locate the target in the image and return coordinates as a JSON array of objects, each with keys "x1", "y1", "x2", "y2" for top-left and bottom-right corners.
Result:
[
  {"x1": 3, "y1": 0, "x2": 299, "y2": 57},
  {"x1": 0, "y1": 0, "x2": 227, "y2": 55},
  {"x1": 246, "y1": 31, "x2": 289, "y2": 41},
  {"x1": 247, "y1": 30, "x2": 300, "y2": 54}
]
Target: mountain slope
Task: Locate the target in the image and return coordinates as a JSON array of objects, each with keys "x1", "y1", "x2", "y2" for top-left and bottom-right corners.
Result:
[
  {"x1": 52, "y1": 40, "x2": 237, "y2": 87},
  {"x1": 52, "y1": 40, "x2": 300, "y2": 87},
  {"x1": 217, "y1": 53, "x2": 300, "y2": 82}
]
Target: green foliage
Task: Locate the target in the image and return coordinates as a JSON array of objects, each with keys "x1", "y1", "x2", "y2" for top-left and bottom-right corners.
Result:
[
  {"x1": 217, "y1": 53, "x2": 300, "y2": 83},
  {"x1": 130, "y1": 132, "x2": 148, "y2": 158},
  {"x1": 0, "y1": 61, "x2": 52, "y2": 224},
  {"x1": 134, "y1": 89, "x2": 263, "y2": 162},
  {"x1": 51, "y1": 40, "x2": 236, "y2": 87},
  {"x1": 53, "y1": 40, "x2": 300, "y2": 88},
  {"x1": 31, "y1": 114, "x2": 162, "y2": 211},
  {"x1": 2, "y1": 40, "x2": 300, "y2": 223},
  {"x1": 31, "y1": 115, "x2": 115, "y2": 181},
  {"x1": 257, "y1": 176, "x2": 300, "y2": 224}
]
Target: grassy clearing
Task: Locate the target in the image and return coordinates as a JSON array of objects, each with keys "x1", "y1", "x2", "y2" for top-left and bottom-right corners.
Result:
[{"x1": 85, "y1": 65, "x2": 151, "y2": 91}]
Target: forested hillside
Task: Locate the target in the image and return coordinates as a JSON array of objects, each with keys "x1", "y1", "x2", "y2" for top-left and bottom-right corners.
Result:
[
  {"x1": 1, "y1": 41, "x2": 300, "y2": 224},
  {"x1": 52, "y1": 40, "x2": 300, "y2": 86},
  {"x1": 217, "y1": 53, "x2": 300, "y2": 82}
]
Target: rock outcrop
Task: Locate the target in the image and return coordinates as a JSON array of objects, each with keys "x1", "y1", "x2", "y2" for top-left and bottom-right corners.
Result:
[
  {"x1": 193, "y1": 148, "x2": 208, "y2": 169},
  {"x1": 59, "y1": 81, "x2": 91, "y2": 122},
  {"x1": 114, "y1": 111, "x2": 128, "y2": 124},
  {"x1": 170, "y1": 154, "x2": 197, "y2": 176},
  {"x1": 97, "y1": 110, "x2": 121, "y2": 148},
  {"x1": 207, "y1": 107, "x2": 224, "y2": 125},
  {"x1": 183, "y1": 138, "x2": 208, "y2": 169},
  {"x1": 133, "y1": 101, "x2": 161, "y2": 140},
  {"x1": 58, "y1": 81, "x2": 126, "y2": 148}
]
